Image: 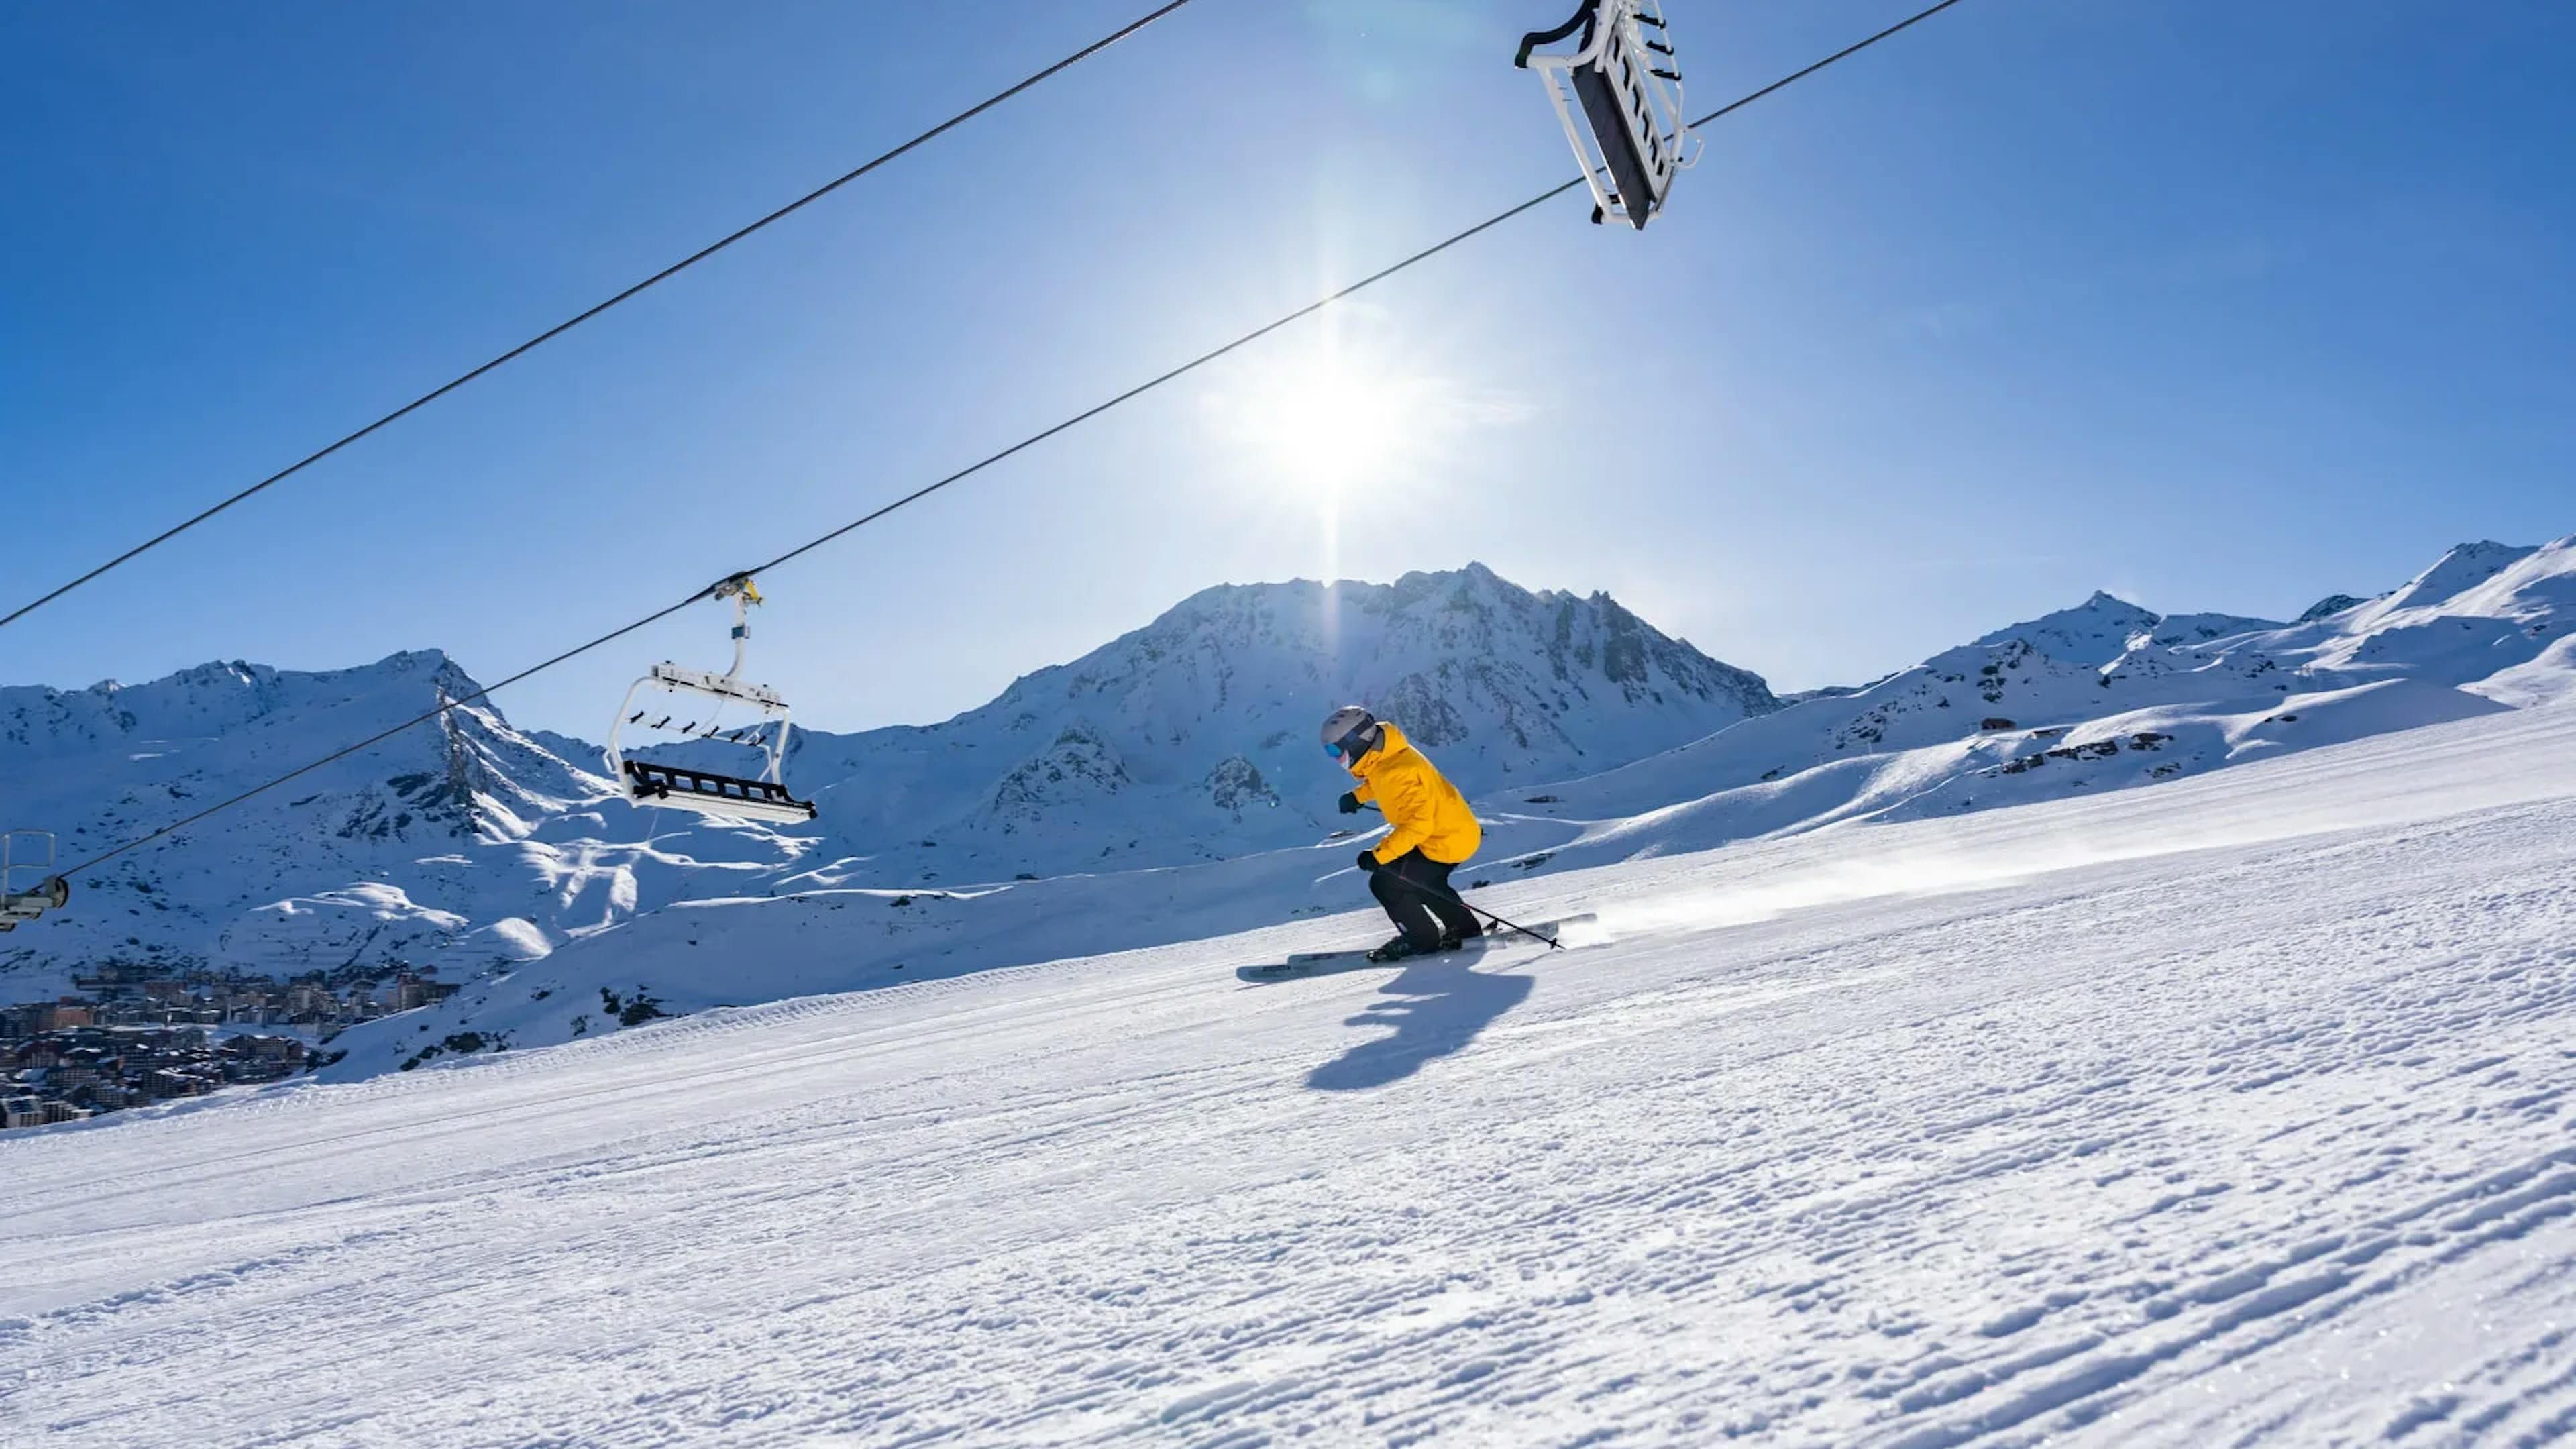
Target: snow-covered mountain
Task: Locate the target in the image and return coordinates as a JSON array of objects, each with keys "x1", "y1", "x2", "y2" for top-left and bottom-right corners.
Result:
[
  {"x1": 7, "y1": 541, "x2": 2572, "y2": 1080},
  {"x1": 0, "y1": 565, "x2": 1771, "y2": 993},
  {"x1": 755, "y1": 561, "x2": 1778, "y2": 881},
  {"x1": 0, "y1": 653, "x2": 810, "y2": 994},
  {"x1": 302, "y1": 535, "x2": 2576, "y2": 1079},
  {"x1": 1500, "y1": 537, "x2": 2576, "y2": 870}
]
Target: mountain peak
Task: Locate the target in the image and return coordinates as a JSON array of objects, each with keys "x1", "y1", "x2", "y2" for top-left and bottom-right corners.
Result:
[
  {"x1": 2, "y1": 647, "x2": 494, "y2": 771},
  {"x1": 2374, "y1": 540, "x2": 2544, "y2": 617},
  {"x1": 772, "y1": 563, "x2": 1778, "y2": 875},
  {"x1": 1973, "y1": 592, "x2": 2161, "y2": 668}
]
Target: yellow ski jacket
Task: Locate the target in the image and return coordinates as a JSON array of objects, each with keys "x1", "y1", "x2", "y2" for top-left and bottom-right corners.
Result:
[{"x1": 1349, "y1": 723, "x2": 1482, "y2": 865}]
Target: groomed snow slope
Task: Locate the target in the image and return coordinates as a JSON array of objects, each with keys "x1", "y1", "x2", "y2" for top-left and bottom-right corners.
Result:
[{"x1": 5, "y1": 704, "x2": 2575, "y2": 1446}]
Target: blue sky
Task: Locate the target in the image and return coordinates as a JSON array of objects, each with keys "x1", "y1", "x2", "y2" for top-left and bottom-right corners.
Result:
[{"x1": 4, "y1": 0, "x2": 2570, "y2": 738}]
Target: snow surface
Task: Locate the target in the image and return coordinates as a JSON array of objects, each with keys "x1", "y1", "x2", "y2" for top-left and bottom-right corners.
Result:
[{"x1": 6, "y1": 699, "x2": 2576, "y2": 1446}]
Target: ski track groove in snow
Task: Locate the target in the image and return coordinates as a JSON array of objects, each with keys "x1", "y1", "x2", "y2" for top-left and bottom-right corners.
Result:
[{"x1": 7, "y1": 712, "x2": 2576, "y2": 1445}]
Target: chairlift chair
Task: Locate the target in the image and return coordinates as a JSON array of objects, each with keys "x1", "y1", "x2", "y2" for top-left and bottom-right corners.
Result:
[
  {"x1": 0, "y1": 830, "x2": 70, "y2": 932},
  {"x1": 1515, "y1": 0, "x2": 1701, "y2": 229},
  {"x1": 604, "y1": 573, "x2": 819, "y2": 825}
]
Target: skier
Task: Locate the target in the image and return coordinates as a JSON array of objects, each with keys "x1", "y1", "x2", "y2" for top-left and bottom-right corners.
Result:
[{"x1": 1321, "y1": 705, "x2": 1485, "y2": 961}]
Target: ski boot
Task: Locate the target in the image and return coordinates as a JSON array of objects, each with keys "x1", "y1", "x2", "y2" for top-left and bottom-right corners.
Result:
[
  {"x1": 1366, "y1": 936, "x2": 1424, "y2": 963},
  {"x1": 1436, "y1": 922, "x2": 1483, "y2": 952}
]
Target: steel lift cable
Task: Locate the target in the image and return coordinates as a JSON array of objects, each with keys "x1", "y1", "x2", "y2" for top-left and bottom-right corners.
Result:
[{"x1": 0, "y1": 0, "x2": 1202, "y2": 633}]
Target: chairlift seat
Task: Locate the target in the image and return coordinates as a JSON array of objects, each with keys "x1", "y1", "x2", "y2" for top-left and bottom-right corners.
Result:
[
  {"x1": 620, "y1": 760, "x2": 817, "y2": 825},
  {"x1": 1517, "y1": 0, "x2": 1699, "y2": 229},
  {"x1": 1, "y1": 830, "x2": 68, "y2": 932}
]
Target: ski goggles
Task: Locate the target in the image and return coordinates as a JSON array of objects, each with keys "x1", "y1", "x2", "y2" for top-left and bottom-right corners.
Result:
[{"x1": 1324, "y1": 726, "x2": 1372, "y2": 760}]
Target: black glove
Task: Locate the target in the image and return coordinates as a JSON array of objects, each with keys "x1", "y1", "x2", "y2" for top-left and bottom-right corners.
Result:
[
  {"x1": 1338, "y1": 791, "x2": 1362, "y2": 816},
  {"x1": 1356, "y1": 850, "x2": 1380, "y2": 872}
]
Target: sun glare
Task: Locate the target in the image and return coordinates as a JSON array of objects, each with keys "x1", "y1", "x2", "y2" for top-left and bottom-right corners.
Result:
[
  {"x1": 1226, "y1": 356, "x2": 1413, "y2": 497},
  {"x1": 1210, "y1": 343, "x2": 1421, "y2": 502},
  {"x1": 1199, "y1": 317, "x2": 1529, "y2": 589}
]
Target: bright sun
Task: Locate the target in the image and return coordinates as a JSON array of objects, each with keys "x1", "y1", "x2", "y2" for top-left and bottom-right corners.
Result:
[
  {"x1": 1202, "y1": 327, "x2": 1456, "y2": 504},
  {"x1": 1198, "y1": 321, "x2": 1526, "y2": 584},
  {"x1": 1225, "y1": 356, "x2": 1414, "y2": 494}
]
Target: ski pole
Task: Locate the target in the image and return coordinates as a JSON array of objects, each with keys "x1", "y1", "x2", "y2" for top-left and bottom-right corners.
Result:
[{"x1": 1367, "y1": 863, "x2": 1562, "y2": 951}]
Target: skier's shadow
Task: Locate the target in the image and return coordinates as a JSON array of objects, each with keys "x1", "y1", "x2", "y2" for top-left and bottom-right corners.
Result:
[{"x1": 1305, "y1": 958, "x2": 1535, "y2": 1092}]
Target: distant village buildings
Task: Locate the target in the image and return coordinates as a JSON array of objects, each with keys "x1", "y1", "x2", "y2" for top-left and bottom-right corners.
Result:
[{"x1": 2, "y1": 962, "x2": 460, "y2": 1132}]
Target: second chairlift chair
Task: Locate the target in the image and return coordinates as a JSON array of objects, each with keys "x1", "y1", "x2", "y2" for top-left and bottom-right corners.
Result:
[{"x1": 604, "y1": 573, "x2": 818, "y2": 825}]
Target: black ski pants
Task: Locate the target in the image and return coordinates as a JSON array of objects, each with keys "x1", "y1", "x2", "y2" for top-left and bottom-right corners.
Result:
[{"x1": 1369, "y1": 849, "x2": 1481, "y2": 951}]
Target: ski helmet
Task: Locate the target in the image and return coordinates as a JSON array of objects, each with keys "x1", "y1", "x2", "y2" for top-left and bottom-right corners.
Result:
[{"x1": 1320, "y1": 705, "x2": 1379, "y2": 760}]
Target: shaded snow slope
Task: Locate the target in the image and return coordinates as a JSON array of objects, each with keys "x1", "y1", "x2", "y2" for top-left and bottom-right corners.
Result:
[{"x1": 5, "y1": 701, "x2": 2574, "y2": 1445}]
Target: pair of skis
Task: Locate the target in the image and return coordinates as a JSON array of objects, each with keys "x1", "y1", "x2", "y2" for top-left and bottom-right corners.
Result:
[{"x1": 1238, "y1": 913, "x2": 1596, "y2": 982}]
